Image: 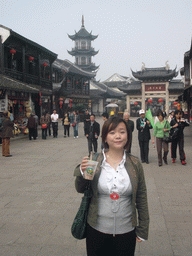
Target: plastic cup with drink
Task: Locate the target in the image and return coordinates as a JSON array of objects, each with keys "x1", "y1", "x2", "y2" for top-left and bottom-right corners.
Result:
[{"x1": 84, "y1": 153, "x2": 98, "y2": 180}]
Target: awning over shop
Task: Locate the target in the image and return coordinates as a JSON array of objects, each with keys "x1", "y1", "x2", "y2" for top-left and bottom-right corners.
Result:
[{"x1": 0, "y1": 74, "x2": 52, "y2": 95}]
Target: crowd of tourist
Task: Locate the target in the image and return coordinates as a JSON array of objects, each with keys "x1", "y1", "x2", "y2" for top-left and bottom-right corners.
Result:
[{"x1": 0, "y1": 108, "x2": 190, "y2": 165}]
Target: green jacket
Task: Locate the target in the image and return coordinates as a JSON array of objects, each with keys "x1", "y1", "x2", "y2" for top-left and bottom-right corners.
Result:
[
  {"x1": 74, "y1": 152, "x2": 149, "y2": 240},
  {"x1": 153, "y1": 120, "x2": 171, "y2": 138}
]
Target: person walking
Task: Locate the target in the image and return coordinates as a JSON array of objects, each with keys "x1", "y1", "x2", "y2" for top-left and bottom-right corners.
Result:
[
  {"x1": 84, "y1": 114, "x2": 100, "y2": 156},
  {"x1": 84, "y1": 109, "x2": 90, "y2": 134},
  {"x1": 33, "y1": 112, "x2": 39, "y2": 138},
  {"x1": 152, "y1": 110, "x2": 171, "y2": 167},
  {"x1": 27, "y1": 113, "x2": 36, "y2": 140},
  {"x1": 71, "y1": 111, "x2": 80, "y2": 138},
  {"x1": 123, "y1": 112, "x2": 134, "y2": 153},
  {"x1": 45, "y1": 111, "x2": 51, "y2": 136},
  {"x1": 136, "y1": 109, "x2": 152, "y2": 164},
  {"x1": 101, "y1": 112, "x2": 108, "y2": 122},
  {"x1": 1, "y1": 111, "x2": 14, "y2": 157},
  {"x1": 74, "y1": 116, "x2": 149, "y2": 256},
  {"x1": 51, "y1": 110, "x2": 59, "y2": 138},
  {"x1": 62, "y1": 113, "x2": 70, "y2": 137},
  {"x1": 40, "y1": 112, "x2": 49, "y2": 140},
  {"x1": 170, "y1": 110, "x2": 190, "y2": 165}
]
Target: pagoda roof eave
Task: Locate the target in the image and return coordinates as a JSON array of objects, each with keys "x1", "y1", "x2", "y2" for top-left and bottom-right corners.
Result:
[
  {"x1": 131, "y1": 67, "x2": 178, "y2": 81},
  {"x1": 67, "y1": 49, "x2": 99, "y2": 56},
  {"x1": 68, "y1": 31, "x2": 98, "y2": 41}
]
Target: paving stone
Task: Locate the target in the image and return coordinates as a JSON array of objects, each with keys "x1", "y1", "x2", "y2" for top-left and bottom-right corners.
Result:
[{"x1": 0, "y1": 119, "x2": 191, "y2": 255}]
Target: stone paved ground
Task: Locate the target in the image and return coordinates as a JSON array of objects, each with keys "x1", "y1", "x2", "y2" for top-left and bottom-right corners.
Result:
[{"x1": 0, "y1": 118, "x2": 191, "y2": 256}]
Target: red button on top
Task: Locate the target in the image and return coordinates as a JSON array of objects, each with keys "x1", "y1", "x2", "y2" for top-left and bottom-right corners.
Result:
[{"x1": 110, "y1": 193, "x2": 119, "y2": 200}]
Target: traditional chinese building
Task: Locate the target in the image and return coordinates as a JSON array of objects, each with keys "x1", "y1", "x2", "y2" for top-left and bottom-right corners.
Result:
[
  {"x1": 67, "y1": 16, "x2": 99, "y2": 72},
  {"x1": 118, "y1": 63, "x2": 184, "y2": 116},
  {"x1": 180, "y1": 41, "x2": 192, "y2": 121},
  {"x1": 0, "y1": 25, "x2": 57, "y2": 119},
  {"x1": 52, "y1": 59, "x2": 96, "y2": 117},
  {"x1": 90, "y1": 79, "x2": 125, "y2": 116}
]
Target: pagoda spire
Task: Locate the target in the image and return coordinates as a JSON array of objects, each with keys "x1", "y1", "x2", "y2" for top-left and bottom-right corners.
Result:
[{"x1": 82, "y1": 15, "x2": 84, "y2": 27}]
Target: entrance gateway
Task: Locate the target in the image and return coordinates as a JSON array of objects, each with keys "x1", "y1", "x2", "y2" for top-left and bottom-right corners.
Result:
[{"x1": 118, "y1": 63, "x2": 184, "y2": 116}]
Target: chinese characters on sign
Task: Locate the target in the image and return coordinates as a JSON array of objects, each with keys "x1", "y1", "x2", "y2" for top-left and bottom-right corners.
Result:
[{"x1": 145, "y1": 84, "x2": 165, "y2": 91}]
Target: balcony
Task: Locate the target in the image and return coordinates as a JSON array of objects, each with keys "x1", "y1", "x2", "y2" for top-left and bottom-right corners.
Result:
[{"x1": 4, "y1": 68, "x2": 52, "y2": 89}]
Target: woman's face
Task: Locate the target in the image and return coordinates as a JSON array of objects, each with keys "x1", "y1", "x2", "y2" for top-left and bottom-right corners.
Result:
[
  {"x1": 175, "y1": 113, "x2": 180, "y2": 119},
  {"x1": 158, "y1": 115, "x2": 163, "y2": 122},
  {"x1": 106, "y1": 122, "x2": 127, "y2": 151}
]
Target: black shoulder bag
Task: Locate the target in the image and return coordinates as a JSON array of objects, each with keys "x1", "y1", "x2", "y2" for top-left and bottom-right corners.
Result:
[{"x1": 71, "y1": 153, "x2": 99, "y2": 240}]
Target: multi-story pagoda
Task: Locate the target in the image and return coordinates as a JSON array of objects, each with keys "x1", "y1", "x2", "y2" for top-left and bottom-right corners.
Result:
[{"x1": 68, "y1": 16, "x2": 99, "y2": 72}]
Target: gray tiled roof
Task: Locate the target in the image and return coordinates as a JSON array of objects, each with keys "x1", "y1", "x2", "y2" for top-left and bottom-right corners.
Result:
[
  {"x1": 132, "y1": 67, "x2": 178, "y2": 81},
  {"x1": 0, "y1": 74, "x2": 39, "y2": 94},
  {"x1": 168, "y1": 80, "x2": 184, "y2": 90},
  {"x1": 53, "y1": 59, "x2": 96, "y2": 78},
  {"x1": 68, "y1": 27, "x2": 98, "y2": 41}
]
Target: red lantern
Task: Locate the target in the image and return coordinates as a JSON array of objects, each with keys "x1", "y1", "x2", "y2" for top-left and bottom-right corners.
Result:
[
  {"x1": 158, "y1": 98, "x2": 163, "y2": 103},
  {"x1": 10, "y1": 49, "x2": 16, "y2": 55},
  {"x1": 59, "y1": 98, "x2": 63, "y2": 109},
  {"x1": 134, "y1": 102, "x2": 138, "y2": 106},
  {"x1": 148, "y1": 99, "x2": 153, "y2": 103},
  {"x1": 28, "y1": 56, "x2": 34, "y2": 62},
  {"x1": 43, "y1": 62, "x2": 48, "y2": 67},
  {"x1": 39, "y1": 91, "x2": 41, "y2": 106},
  {"x1": 10, "y1": 49, "x2": 16, "y2": 59},
  {"x1": 173, "y1": 101, "x2": 177, "y2": 105}
]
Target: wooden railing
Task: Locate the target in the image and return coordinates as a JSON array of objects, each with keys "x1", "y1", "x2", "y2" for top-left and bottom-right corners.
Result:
[{"x1": 4, "y1": 68, "x2": 52, "y2": 89}]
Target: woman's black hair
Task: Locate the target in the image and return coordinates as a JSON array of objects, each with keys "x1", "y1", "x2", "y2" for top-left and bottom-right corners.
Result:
[
  {"x1": 102, "y1": 116, "x2": 131, "y2": 151},
  {"x1": 174, "y1": 110, "x2": 181, "y2": 117},
  {"x1": 156, "y1": 109, "x2": 164, "y2": 119}
]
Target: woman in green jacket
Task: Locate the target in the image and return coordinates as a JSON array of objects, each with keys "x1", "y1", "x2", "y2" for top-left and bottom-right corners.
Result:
[
  {"x1": 152, "y1": 110, "x2": 171, "y2": 166},
  {"x1": 74, "y1": 117, "x2": 149, "y2": 256}
]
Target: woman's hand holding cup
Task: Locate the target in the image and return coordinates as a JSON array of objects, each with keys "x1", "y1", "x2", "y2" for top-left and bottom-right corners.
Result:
[{"x1": 80, "y1": 157, "x2": 89, "y2": 173}]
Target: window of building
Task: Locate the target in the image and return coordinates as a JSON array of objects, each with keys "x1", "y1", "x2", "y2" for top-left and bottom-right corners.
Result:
[
  {"x1": 81, "y1": 41, "x2": 86, "y2": 49},
  {"x1": 81, "y1": 57, "x2": 86, "y2": 65},
  {"x1": 76, "y1": 57, "x2": 78, "y2": 65}
]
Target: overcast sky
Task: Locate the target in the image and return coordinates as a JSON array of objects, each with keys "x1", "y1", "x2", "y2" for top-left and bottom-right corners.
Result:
[{"x1": 1, "y1": 0, "x2": 192, "y2": 81}]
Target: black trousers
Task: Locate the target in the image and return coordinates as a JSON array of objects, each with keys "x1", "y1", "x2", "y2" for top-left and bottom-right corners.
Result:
[
  {"x1": 52, "y1": 122, "x2": 58, "y2": 138},
  {"x1": 41, "y1": 128, "x2": 47, "y2": 139},
  {"x1": 29, "y1": 128, "x2": 36, "y2": 140},
  {"x1": 87, "y1": 137, "x2": 98, "y2": 155},
  {"x1": 47, "y1": 124, "x2": 51, "y2": 136},
  {"x1": 139, "y1": 140, "x2": 149, "y2": 162},
  {"x1": 86, "y1": 224, "x2": 136, "y2": 256},
  {"x1": 64, "y1": 125, "x2": 70, "y2": 136},
  {"x1": 171, "y1": 136, "x2": 185, "y2": 161}
]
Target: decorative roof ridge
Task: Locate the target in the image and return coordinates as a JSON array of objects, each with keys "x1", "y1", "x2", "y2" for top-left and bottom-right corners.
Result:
[{"x1": 64, "y1": 59, "x2": 96, "y2": 76}]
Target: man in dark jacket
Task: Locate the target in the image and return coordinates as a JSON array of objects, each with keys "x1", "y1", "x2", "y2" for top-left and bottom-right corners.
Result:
[
  {"x1": 84, "y1": 110, "x2": 90, "y2": 135},
  {"x1": 27, "y1": 114, "x2": 36, "y2": 140},
  {"x1": 1, "y1": 111, "x2": 14, "y2": 157},
  {"x1": 84, "y1": 114, "x2": 100, "y2": 156},
  {"x1": 123, "y1": 112, "x2": 134, "y2": 153},
  {"x1": 136, "y1": 109, "x2": 152, "y2": 164}
]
